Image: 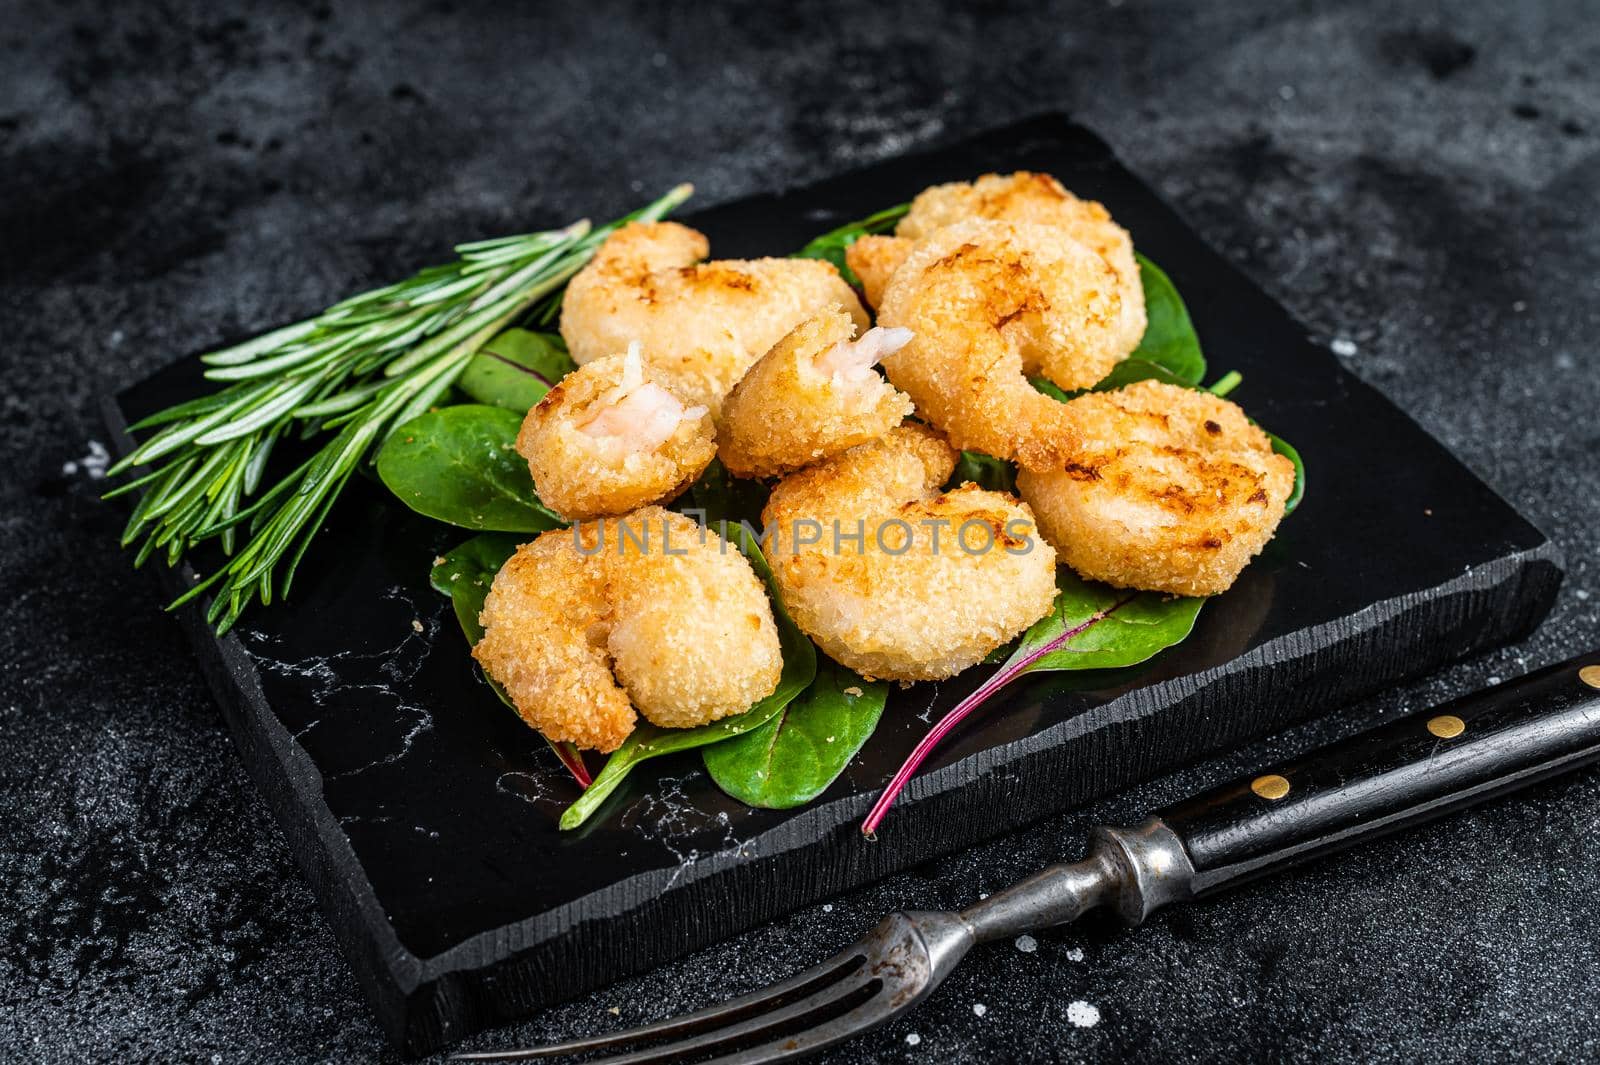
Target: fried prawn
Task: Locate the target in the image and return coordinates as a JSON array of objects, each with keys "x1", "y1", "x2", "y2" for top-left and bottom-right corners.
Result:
[
  {"x1": 875, "y1": 219, "x2": 1125, "y2": 469},
  {"x1": 560, "y1": 221, "x2": 869, "y2": 415},
  {"x1": 718, "y1": 306, "x2": 915, "y2": 479},
  {"x1": 1015, "y1": 381, "x2": 1294, "y2": 596},
  {"x1": 516, "y1": 343, "x2": 714, "y2": 520},
  {"x1": 474, "y1": 509, "x2": 783, "y2": 751},
  {"x1": 763, "y1": 424, "x2": 1057, "y2": 681}
]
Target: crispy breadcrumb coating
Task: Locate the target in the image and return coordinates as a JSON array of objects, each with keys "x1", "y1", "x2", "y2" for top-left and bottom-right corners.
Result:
[
  {"x1": 473, "y1": 510, "x2": 784, "y2": 749},
  {"x1": 1016, "y1": 381, "x2": 1294, "y2": 597},
  {"x1": 472, "y1": 527, "x2": 636, "y2": 752},
  {"x1": 763, "y1": 425, "x2": 1057, "y2": 681},
  {"x1": 892, "y1": 171, "x2": 1145, "y2": 355},
  {"x1": 718, "y1": 306, "x2": 915, "y2": 479},
  {"x1": 845, "y1": 234, "x2": 914, "y2": 311},
  {"x1": 875, "y1": 218, "x2": 1126, "y2": 470},
  {"x1": 517, "y1": 344, "x2": 714, "y2": 520},
  {"x1": 560, "y1": 221, "x2": 869, "y2": 415},
  {"x1": 605, "y1": 508, "x2": 783, "y2": 728}
]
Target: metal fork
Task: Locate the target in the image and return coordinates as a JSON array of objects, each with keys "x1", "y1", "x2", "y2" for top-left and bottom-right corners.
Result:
[{"x1": 453, "y1": 651, "x2": 1600, "y2": 1064}]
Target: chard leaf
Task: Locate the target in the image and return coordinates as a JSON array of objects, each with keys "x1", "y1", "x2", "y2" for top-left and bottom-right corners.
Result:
[
  {"x1": 377, "y1": 404, "x2": 564, "y2": 532},
  {"x1": 861, "y1": 570, "x2": 1203, "y2": 835},
  {"x1": 430, "y1": 532, "x2": 591, "y2": 786},
  {"x1": 791, "y1": 203, "x2": 910, "y2": 287},
  {"x1": 559, "y1": 524, "x2": 818, "y2": 830},
  {"x1": 703, "y1": 658, "x2": 888, "y2": 809},
  {"x1": 456, "y1": 328, "x2": 577, "y2": 412},
  {"x1": 1004, "y1": 570, "x2": 1204, "y2": 673}
]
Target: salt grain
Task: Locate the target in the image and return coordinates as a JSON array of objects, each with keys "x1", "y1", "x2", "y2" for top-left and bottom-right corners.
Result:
[
  {"x1": 1066, "y1": 1000, "x2": 1100, "y2": 1028},
  {"x1": 973, "y1": 1003, "x2": 987, "y2": 1016},
  {"x1": 1014, "y1": 934, "x2": 1037, "y2": 953},
  {"x1": 905, "y1": 1032, "x2": 921, "y2": 1046},
  {"x1": 1065, "y1": 946, "x2": 1085, "y2": 962},
  {"x1": 1330, "y1": 338, "x2": 1358, "y2": 357}
]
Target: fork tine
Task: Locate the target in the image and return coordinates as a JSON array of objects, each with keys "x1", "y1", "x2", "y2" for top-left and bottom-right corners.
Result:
[
  {"x1": 700, "y1": 985, "x2": 918, "y2": 1065},
  {"x1": 527, "y1": 968, "x2": 884, "y2": 1065},
  {"x1": 450, "y1": 946, "x2": 869, "y2": 1062}
]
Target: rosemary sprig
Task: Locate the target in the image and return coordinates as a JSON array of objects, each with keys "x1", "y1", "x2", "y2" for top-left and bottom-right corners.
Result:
[{"x1": 110, "y1": 184, "x2": 694, "y2": 634}]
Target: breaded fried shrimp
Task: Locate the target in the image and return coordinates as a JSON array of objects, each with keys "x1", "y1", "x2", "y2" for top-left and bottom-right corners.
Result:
[
  {"x1": 763, "y1": 425, "x2": 1057, "y2": 681},
  {"x1": 844, "y1": 234, "x2": 914, "y2": 311},
  {"x1": 516, "y1": 343, "x2": 714, "y2": 521},
  {"x1": 473, "y1": 510, "x2": 784, "y2": 750},
  {"x1": 718, "y1": 306, "x2": 915, "y2": 479},
  {"x1": 605, "y1": 508, "x2": 784, "y2": 728},
  {"x1": 848, "y1": 173, "x2": 1146, "y2": 360},
  {"x1": 876, "y1": 219, "x2": 1125, "y2": 469},
  {"x1": 1015, "y1": 381, "x2": 1295, "y2": 597},
  {"x1": 560, "y1": 221, "x2": 869, "y2": 414},
  {"x1": 895, "y1": 172, "x2": 1145, "y2": 355},
  {"x1": 472, "y1": 528, "x2": 635, "y2": 753}
]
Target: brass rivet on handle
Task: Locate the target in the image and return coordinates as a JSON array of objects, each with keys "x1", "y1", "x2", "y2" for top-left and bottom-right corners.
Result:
[
  {"x1": 1580, "y1": 665, "x2": 1600, "y2": 690},
  {"x1": 1251, "y1": 774, "x2": 1291, "y2": 800},
  {"x1": 1427, "y1": 714, "x2": 1466, "y2": 739}
]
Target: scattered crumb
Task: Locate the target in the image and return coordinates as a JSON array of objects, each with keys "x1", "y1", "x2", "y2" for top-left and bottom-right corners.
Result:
[
  {"x1": 843, "y1": 685, "x2": 864, "y2": 698},
  {"x1": 1066, "y1": 1000, "x2": 1100, "y2": 1028},
  {"x1": 1488, "y1": 676, "x2": 1502, "y2": 685},
  {"x1": 1424, "y1": 508, "x2": 1433, "y2": 516},
  {"x1": 1577, "y1": 589, "x2": 1590, "y2": 601},
  {"x1": 822, "y1": 903, "x2": 833, "y2": 913},
  {"x1": 1014, "y1": 934, "x2": 1037, "y2": 953},
  {"x1": 1330, "y1": 337, "x2": 1357, "y2": 357},
  {"x1": 608, "y1": 1006, "x2": 620, "y2": 1015},
  {"x1": 62, "y1": 440, "x2": 110, "y2": 480},
  {"x1": 434, "y1": 556, "x2": 447, "y2": 567},
  {"x1": 905, "y1": 1033, "x2": 921, "y2": 1046},
  {"x1": 411, "y1": 619, "x2": 424, "y2": 633},
  {"x1": 973, "y1": 1003, "x2": 987, "y2": 1017},
  {"x1": 1065, "y1": 946, "x2": 1085, "y2": 962}
]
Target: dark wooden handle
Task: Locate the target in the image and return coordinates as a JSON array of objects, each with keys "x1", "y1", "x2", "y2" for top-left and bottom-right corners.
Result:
[{"x1": 1159, "y1": 651, "x2": 1600, "y2": 896}]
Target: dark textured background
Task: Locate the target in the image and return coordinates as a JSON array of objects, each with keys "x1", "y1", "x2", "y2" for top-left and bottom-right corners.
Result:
[{"x1": 3, "y1": 1, "x2": 1597, "y2": 1061}]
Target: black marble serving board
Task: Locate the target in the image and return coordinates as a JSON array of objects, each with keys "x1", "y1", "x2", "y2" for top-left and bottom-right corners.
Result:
[{"x1": 102, "y1": 115, "x2": 1561, "y2": 1056}]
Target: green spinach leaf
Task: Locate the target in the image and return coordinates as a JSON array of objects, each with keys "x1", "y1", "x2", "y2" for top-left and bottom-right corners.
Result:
[
  {"x1": 948, "y1": 450, "x2": 1017, "y2": 494},
  {"x1": 456, "y1": 328, "x2": 577, "y2": 412},
  {"x1": 680, "y1": 458, "x2": 771, "y2": 528},
  {"x1": 430, "y1": 532, "x2": 524, "y2": 641},
  {"x1": 1129, "y1": 253, "x2": 1205, "y2": 385},
  {"x1": 377, "y1": 404, "x2": 564, "y2": 532},
  {"x1": 430, "y1": 532, "x2": 592, "y2": 786},
  {"x1": 791, "y1": 203, "x2": 910, "y2": 287},
  {"x1": 1267, "y1": 430, "x2": 1306, "y2": 514},
  {"x1": 703, "y1": 658, "x2": 888, "y2": 809},
  {"x1": 559, "y1": 525, "x2": 818, "y2": 829}
]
